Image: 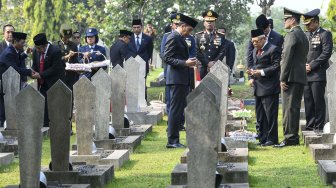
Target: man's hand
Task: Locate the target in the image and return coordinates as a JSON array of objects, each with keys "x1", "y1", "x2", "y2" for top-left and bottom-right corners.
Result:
[
  {"x1": 251, "y1": 69, "x2": 262, "y2": 78},
  {"x1": 248, "y1": 79, "x2": 254, "y2": 87},
  {"x1": 306, "y1": 64, "x2": 311, "y2": 73},
  {"x1": 25, "y1": 47, "x2": 33, "y2": 54},
  {"x1": 246, "y1": 69, "x2": 253, "y2": 76},
  {"x1": 64, "y1": 51, "x2": 76, "y2": 61},
  {"x1": 207, "y1": 61, "x2": 215, "y2": 68},
  {"x1": 31, "y1": 71, "x2": 41, "y2": 79},
  {"x1": 186, "y1": 58, "x2": 197, "y2": 67},
  {"x1": 280, "y1": 81, "x2": 288, "y2": 91}
]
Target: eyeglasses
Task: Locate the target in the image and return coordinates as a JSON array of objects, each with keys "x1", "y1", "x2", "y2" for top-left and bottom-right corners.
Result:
[{"x1": 73, "y1": 36, "x2": 80, "y2": 39}]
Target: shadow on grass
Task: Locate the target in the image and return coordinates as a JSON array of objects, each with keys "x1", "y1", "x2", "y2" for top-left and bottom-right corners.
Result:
[
  {"x1": 117, "y1": 159, "x2": 139, "y2": 170},
  {"x1": 248, "y1": 156, "x2": 257, "y2": 165}
]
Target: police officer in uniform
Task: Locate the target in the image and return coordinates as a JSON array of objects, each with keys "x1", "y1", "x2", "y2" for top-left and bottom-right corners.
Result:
[
  {"x1": 302, "y1": 9, "x2": 333, "y2": 132},
  {"x1": 54, "y1": 24, "x2": 78, "y2": 90},
  {"x1": 164, "y1": 14, "x2": 198, "y2": 148},
  {"x1": 110, "y1": 30, "x2": 132, "y2": 68},
  {"x1": 195, "y1": 10, "x2": 226, "y2": 79},
  {"x1": 274, "y1": 8, "x2": 309, "y2": 147}
]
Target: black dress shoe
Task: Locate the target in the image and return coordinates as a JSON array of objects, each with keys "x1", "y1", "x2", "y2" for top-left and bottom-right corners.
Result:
[
  {"x1": 166, "y1": 143, "x2": 186, "y2": 149},
  {"x1": 261, "y1": 141, "x2": 274, "y2": 146},
  {"x1": 274, "y1": 140, "x2": 299, "y2": 148}
]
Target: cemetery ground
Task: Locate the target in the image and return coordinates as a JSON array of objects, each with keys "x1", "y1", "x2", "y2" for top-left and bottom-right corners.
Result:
[{"x1": 0, "y1": 68, "x2": 326, "y2": 187}]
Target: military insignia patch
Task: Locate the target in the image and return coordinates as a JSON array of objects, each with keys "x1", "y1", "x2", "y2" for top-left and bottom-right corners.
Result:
[{"x1": 207, "y1": 11, "x2": 212, "y2": 17}]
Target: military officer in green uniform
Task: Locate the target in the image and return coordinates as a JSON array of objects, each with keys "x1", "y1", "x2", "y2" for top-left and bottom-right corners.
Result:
[
  {"x1": 53, "y1": 24, "x2": 79, "y2": 90},
  {"x1": 195, "y1": 10, "x2": 226, "y2": 79},
  {"x1": 275, "y1": 8, "x2": 309, "y2": 147}
]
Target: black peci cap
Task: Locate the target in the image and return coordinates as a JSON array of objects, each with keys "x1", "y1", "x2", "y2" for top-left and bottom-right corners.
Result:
[
  {"x1": 256, "y1": 14, "x2": 269, "y2": 30},
  {"x1": 179, "y1": 14, "x2": 198, "y2": 28},
  {"x1": 132, "y1": 19, "x2": 142, "y2": 26},
  {"x1": 33, "y1": 33, "x2": 48, "y2": 46},
  {"x1": 251, "y1": 29, "x2": 265, "y2": 38},
  {"x1": 12, "y1": 32, "x2": 27, "y2": 40},
  {"x1": 120, "y1": 30, "x2": 133, "y2": 36}
]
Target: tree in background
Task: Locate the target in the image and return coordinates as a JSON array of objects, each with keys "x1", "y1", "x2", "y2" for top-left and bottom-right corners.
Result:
[
  {"x1": 255, "y1": 0, "x2": 275, "y2": 16},
  {"x1": 327, "y1": 0, "x2": 336, "y2": 46},
  {"x1": 23, "y1": 0, "x2": 70, "y2": 44}
]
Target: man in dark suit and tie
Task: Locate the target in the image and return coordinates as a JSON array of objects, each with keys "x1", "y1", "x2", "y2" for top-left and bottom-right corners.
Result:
[
  {"x1": 110, "y1": 30, "x2": 132, "y2": 68},
  {"x1": 128, "y1": 19, "x2": 154, "y2": 75},
  {"x1": 217, "y1": 27, "x2": 236, "y2": 71},
  {"x1": 302, "y1": 9, "x2": 333, "y2": 132},
  {"x1": 32, "y1": 33, "x2": 65, "y2": 127},
  {"x1": 274, "y1": 8, "x2": 309, "y2": 147},
  {"x1": 246, "y1": 14, "x2": 284, "y2": 138},
  {"x1": 128, "y1": 19, "x2": 154, "y2": 101},
  {"x1": 0, "y1": 24, "x2": 15, "y2": 55},
  {"x1": 164, "y1": 14, "x2": 198, "y2": 148},
  {"x1": 247, "y1": 29, "x2": 281, "y2": 146}
]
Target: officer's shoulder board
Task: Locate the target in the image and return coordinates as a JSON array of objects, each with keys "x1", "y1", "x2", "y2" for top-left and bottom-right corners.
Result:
[
  {"x1": 216, "y1": 31, "x2": 225, "y2": 36},
  {"x1": 195, "y1": 31, "x2": 204, "y2": 35}
]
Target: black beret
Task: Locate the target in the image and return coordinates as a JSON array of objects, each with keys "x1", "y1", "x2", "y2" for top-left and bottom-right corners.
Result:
[
  {"x1": 33, "y1": 33, "x2": 48, "y2": 46},
  {"x1": 256, "y1": 14, "x2": 269, "y2": 30}
]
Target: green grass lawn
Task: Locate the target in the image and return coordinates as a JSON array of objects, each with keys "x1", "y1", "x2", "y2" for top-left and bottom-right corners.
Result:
[{"x1": 0, "y1": 68, "x2": 327, "y2": 187}]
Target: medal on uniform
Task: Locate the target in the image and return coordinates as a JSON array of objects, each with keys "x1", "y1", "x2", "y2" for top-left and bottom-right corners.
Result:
[{"x1": 200, "y1": 34, "x2": 206, "y2": 50}]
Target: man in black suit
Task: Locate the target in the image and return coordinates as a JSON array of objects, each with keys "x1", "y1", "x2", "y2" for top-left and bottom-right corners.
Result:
[
  {"x1": 247, "y1": 29, "x2": 281, "y2": 146},
  {"x1": 72, "y1": 31, "x2": 82, "y2": 52},
  {"x1": 32, "y1": 33, "x2": 65, "y2": 127},
  {"x1": 0, "y1": 32, "x2": 37, "y2": 78},
  {"x1": 0, "y1": 24, "x2": 15, "y2": 55},
  {"x1": 110, "y1": 30, "x2": 132, "y2": 68},
  {"x1": 164, "y1": 14, "x2": 198, "y2": 148},
  {"x1": 54, "y1": 24, "x2": 78, "y2": 90},
  {"x1": 128, "y1": 19, "x2": 154, "y2": 100},
  {"x1": 128, "y1": 19, "x2": 154, "y2": 75},
  {"x1": 246, "y1": 14, "x2": 284, "y2": 138},
  {"x1": 275, "y1": 8, "x2": 309, "y2": 147},
  {"x1": 217, "y1": 27, "x2": 236, "y2": 71},
  {"x1": 302, "y1": 9, "x2": 333, "y2": 132}
]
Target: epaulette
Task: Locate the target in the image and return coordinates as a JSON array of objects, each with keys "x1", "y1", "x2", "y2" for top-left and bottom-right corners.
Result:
[
  {"x1": 216, "y1": 31, "x2": 225, "y2": 35},
  {"x1": 195, "y1": 31, "x2": 204, "y2": 35},
  {"x1": 164, "y1": 31, "x2": 172, "y2": 35}
]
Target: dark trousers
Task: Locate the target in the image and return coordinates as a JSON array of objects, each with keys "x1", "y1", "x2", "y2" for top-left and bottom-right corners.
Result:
[
  {"x1": 282, "y1": 83, "x2": 304, "y2": 142},
  {"x1": 167, "y1": 84, "x2": 188, "y2": 144},
  {"x1": 303, "y1": 81, "x2": 326, "y2": 130},
  {"x1": 39, "y1": 83, "x2": 50, "y2": 127},
  {"x1": 255, "y1": 94, "x2": 279, "y2": 143},
  {"x1": 0, "y1": 93, "x2": 5, "y2": 127}
]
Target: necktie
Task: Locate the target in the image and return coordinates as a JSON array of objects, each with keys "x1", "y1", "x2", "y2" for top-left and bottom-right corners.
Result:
[
  {"x1": 38, "y1": 52, "x2": 45, "y2": 85},
  {"x1": 209, "y1": 33, "x2": 214, "y2": 42},
  {"x1": 257, "y1": 49, "x2": 262, "y2": 57},
  {"x1": 136, "y1": 36, "x2": 140, "y2": 51}
]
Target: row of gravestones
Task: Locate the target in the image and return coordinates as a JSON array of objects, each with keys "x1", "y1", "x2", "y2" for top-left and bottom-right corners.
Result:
[
  {"x1": 299, "y1": 53, "x2": 336, "y2": 186},
  {"x1": 1, "y1": 56, "x2": 163, "y2": 188},
  {"x1": 167, "y1": 60, "x2": 249, "y2": 188}
]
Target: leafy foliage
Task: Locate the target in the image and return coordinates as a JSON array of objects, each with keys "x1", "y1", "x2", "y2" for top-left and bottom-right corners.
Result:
[{"x1": 327, "y1": 0, "x2": 336, "y2": 47}]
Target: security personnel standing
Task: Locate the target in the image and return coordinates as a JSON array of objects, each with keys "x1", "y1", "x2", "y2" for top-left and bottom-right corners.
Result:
[
  {"x1": 110, "y1": 30, "x2": 132, "y2": 68},
  {"x1": 275, "y1": 8, "x2": 309, "y2": 147},
  {"x1": 164, "y1": 14, "x2": 198, "y2": 148},
  {"x1": 53, "y1": 24, "x2": 78, "y2": 90},
  {"x1": 195, "y1": 10, "x2": 226, "y2": 79},
  {"x1": 302, "y1": 9, "x2": 333, "y2": 132}
]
